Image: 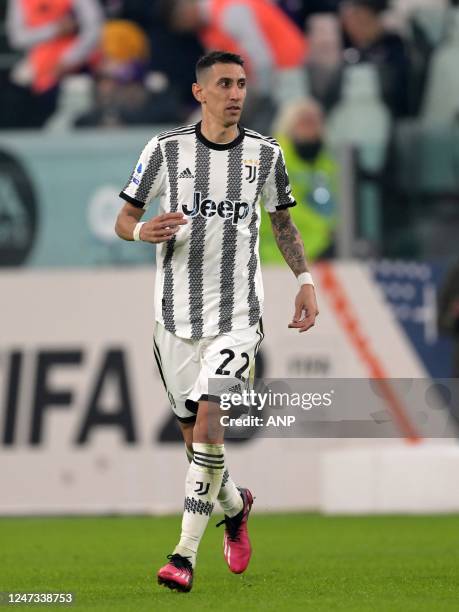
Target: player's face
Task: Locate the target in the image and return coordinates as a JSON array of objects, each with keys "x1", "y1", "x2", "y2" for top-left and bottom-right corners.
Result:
[{"x1": 198, "y1": 63, "x2": 247, "y2": 127}]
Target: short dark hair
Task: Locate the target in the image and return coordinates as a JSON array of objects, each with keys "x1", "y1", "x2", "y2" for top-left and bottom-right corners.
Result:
[
  {"x1": 195, "y1": 51, "x2": 245, "y2": 81},
  {"x1": 341, "y1": 0, "x2": 387, "y2": 12},
  {"x1": 156, "y1": 0, "x2": 180, "y2": 25}
]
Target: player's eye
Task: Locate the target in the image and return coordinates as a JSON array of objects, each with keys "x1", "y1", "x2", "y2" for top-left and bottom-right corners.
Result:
[{"x1": 238, "y1": 80, "x2": 246, "y2": 89}]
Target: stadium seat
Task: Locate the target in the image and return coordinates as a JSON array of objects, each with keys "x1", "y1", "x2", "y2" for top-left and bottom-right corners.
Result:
[
  {"x1": 326, "y1": 63, "x2": 391, "y2": 171},
  {"x1": 422, "y1": 8, "x2": 459, "y2": 125},
  {"x1": 392, "y1": 120, "x2": 459, "y2": 257},
  {"x1": 385, "y1": 0, "x2": 448, "y2": 35},
  {"x1": 326, "y1": 63, "x2": 391, "y2": 248},
  {"x1": 410, "y1": 5, "x2": 448, "y2": 47},
  {"x1": 394, "y1": 120, "x2": 459, "y2": 194},
  {"x1": 45, "y1": 75, "x2": 93, "y2": 131},
  {"x1": 274, "y1": 67, "x2": 309, "y2": 107}
]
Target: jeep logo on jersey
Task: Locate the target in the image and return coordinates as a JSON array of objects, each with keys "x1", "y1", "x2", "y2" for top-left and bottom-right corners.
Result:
[{"x1": 182, "y1": 192, "x2": 250, "y2": 224}]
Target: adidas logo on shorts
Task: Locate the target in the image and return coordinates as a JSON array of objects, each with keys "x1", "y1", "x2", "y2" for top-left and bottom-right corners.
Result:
[{"x1": 179, "y1": 168, "x2": 194, "y2": 178}]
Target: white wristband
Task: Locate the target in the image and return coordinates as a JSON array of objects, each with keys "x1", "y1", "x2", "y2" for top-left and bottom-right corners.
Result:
[
  {"x1": 133, "y1": 221, "x2": 146, "y2": 242},
  {"x1": 297, "y1": 272, "x2": 314, "y2": 288}
]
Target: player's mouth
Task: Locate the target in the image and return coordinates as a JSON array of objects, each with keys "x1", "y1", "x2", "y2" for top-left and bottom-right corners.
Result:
[{"x1": 226, "y1": 105, "x2": 241, "y2": 112}]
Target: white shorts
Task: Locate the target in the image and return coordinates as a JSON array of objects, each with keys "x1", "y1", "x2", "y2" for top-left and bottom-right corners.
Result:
[{"x1": 153, "y1": 321, "x2": 264, "y2": 423}]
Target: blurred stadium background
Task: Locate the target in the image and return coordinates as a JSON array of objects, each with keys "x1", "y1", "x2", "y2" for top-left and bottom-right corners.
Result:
[{"x1": 1, "y1": 0, "x2": 459, "y2": 609}]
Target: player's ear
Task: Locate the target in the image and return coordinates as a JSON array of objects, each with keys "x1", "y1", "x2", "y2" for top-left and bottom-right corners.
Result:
[{"x1": 192, "y1": 82, "x2": 205, "y2": 104}]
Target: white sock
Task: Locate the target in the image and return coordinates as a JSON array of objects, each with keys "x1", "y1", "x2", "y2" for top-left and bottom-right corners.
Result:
[
  {"x1": 184, "y1": 444, "x2": 243, "y2": 519},
  {"x1": 218, "y1": 468, "x2": 244, "y2": 518},
  {"x1": 174, "y1": 443, "x2": 225, "y2": 567}
]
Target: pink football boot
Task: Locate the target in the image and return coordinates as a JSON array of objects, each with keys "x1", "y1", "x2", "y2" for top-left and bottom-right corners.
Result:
[
  {"x1": 217, "y1": 487, "x2": 254, "y2": 574},
  {"x1": 157, "y1": 554, "x2": 193, "y2": 592}
]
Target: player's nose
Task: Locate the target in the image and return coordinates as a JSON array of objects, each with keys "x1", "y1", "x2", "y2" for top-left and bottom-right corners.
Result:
[{"x1": 229, "y1": 86, "x2": 243, "y2": 100}]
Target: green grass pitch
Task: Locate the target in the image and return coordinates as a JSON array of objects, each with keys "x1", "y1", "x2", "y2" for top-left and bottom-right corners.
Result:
[{"x1": 1, "y1": 514, "x2": 459, "y2": 611}]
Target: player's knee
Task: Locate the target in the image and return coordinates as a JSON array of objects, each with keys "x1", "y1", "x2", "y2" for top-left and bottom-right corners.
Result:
[
  {"x1": 192, "y1": 401, "x2": 223, "y2": 444},
  {"x1": 192, "y1": 418, "x2": 223, "y2": 444},
  {"x1": 192, "y1": 428, "x2": 223, "y2": 445}
]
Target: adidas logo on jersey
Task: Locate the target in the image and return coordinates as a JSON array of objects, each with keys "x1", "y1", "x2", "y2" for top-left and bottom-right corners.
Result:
[
  {"x1": 179, "y1": 168, "x2": 194, "y2": 178},
  {"x1": 182, "y1": 192, "x2": 251, "y2": 225}
]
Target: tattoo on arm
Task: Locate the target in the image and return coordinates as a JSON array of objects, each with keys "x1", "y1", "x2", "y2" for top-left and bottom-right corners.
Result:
[{"x1": 269, "y1": 210, "x2": 308, "y2": 277}]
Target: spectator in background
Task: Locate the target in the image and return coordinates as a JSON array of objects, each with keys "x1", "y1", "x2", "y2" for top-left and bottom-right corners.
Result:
[
  {"x1": 75, "y1": 20, "x2": 180, "y2": 127},
  {"x1": 277, "y1": 0, "x2": 343, "y2": 28},
  {"x1": 101, "y1": 0, "x2": 204, "y2": 111},
  {"x1": 159, "y1": 0, "x2": 308, "y2": 131},
  {"x1": 340, "y1": 0, "x2": 411, "y2": 117},
  {"x1": 5, "y1": 0, "x2": 102, "y2": 128},
  {"x1": 259, "y1": 98, "x2": 339, "y2": 264},
  {"x1": 438, "y1": 259, "x2": 459, "y2": 378},
  {"x1": 101, "y1": 0, "x2": 155, "y2": 26},
  {"x1": 306, "y1": 13, "x2": 343, "y2": 112}
]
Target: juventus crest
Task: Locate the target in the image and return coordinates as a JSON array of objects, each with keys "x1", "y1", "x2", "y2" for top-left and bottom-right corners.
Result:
[
  {"x1": 244, "y1": 161, "x2": 258, "y2": 183},
  {"x1": 194, "y1": 481, "x2": 210, "y2": 496}
]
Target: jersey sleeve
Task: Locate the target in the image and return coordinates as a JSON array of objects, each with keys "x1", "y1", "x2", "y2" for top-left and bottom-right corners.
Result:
[
  {"x1": 261, "y1": 146, "x2": 297, "y2": 212},
  {"x1": 119, "y1": 136, "x2": 166, "y2": 209}
]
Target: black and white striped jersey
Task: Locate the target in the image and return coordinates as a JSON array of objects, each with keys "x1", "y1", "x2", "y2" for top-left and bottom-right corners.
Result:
[{"x1": 120, "y1": 121, "x2": 296, "y2": 340}]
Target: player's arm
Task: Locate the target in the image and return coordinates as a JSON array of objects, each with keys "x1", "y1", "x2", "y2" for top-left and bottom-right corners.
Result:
[
  {"x1": 269, "y1": 209, "x2": 306, "y2": 277},
  {"x1": 115, "y1": 202, "x2": 187, "y2": 243},
  {"x1": 116, "y1": 136, "x2": 187, "y2": 243},
  {"x1": 269, "y1": 209, "x2": 319, "y2": 333}
]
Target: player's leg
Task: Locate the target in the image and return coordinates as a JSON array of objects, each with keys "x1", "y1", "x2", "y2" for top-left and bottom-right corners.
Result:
[
  {"x1": 154, "y1": 321, "x2": 260, "y2": 588},
  {"x1": 153, "y1": 323, "x2": 200, "y2": 592},
  {"x1": 154, "y1": 324, "x2": 245, "y2": 589},
  {"x1": 171, "y1": 400, "x2": 225, "y2": 571},
  {"x1": 175, "y1": 414, "x2": 253, "y2": 577},
  {"x1": 178, "y1": 421, "x2": 194, "y2": 462},
  {"x1": 179, "y1": 421, "x2": 243, "y2": 519},
  {"x1": 197, "y1": 323, "x2": 262, "y2": 574}
]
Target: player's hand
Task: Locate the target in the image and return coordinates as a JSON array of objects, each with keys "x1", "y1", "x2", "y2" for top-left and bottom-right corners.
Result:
[
  {"x1": 288, "y1": 284, "x2": 319, "y2": 333},
  {"x1": 139, "y1": 212, "x2": 187, "y2": 243}
]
